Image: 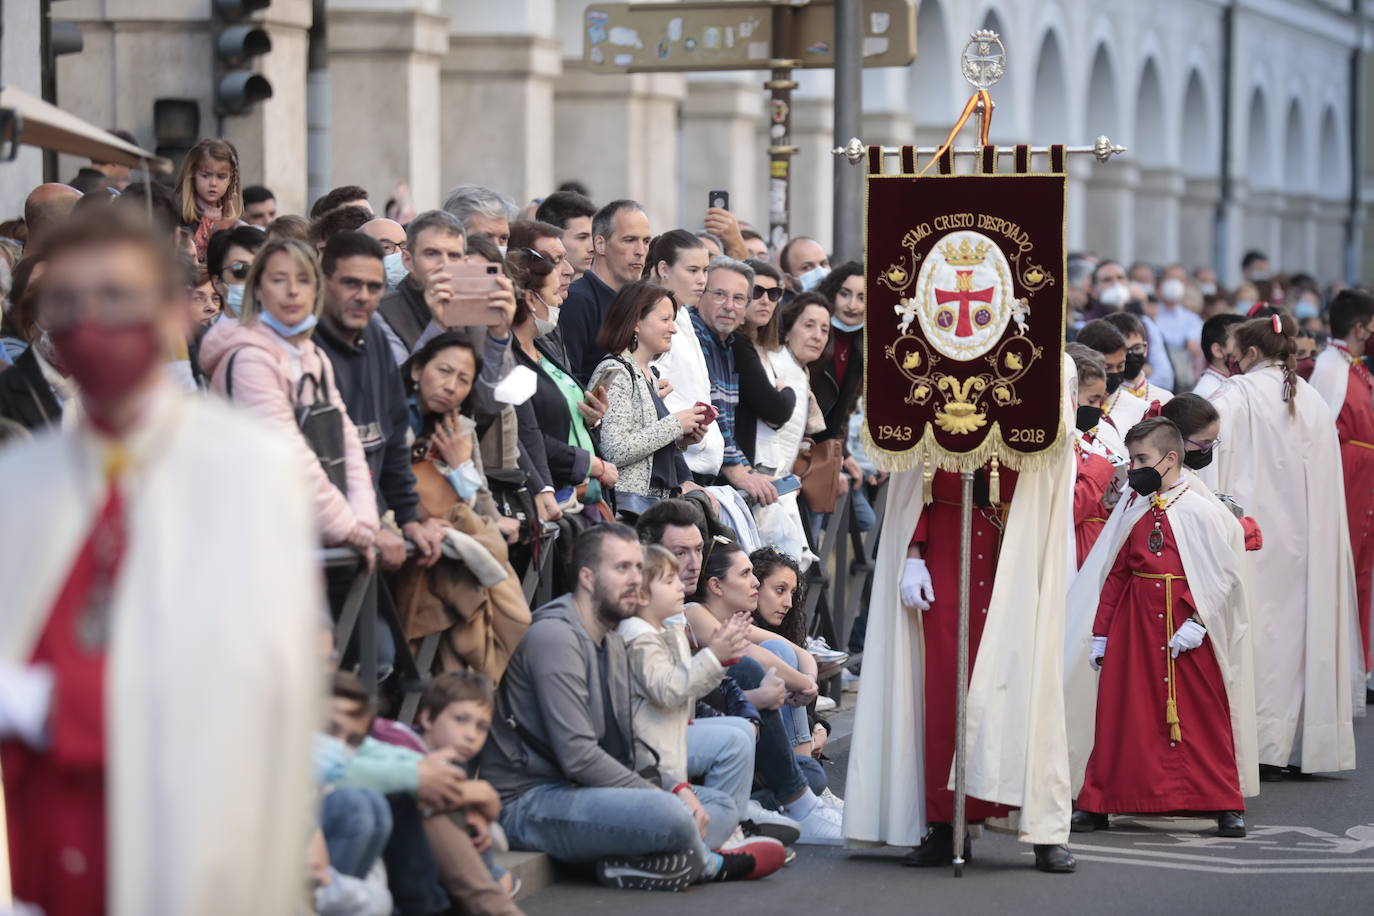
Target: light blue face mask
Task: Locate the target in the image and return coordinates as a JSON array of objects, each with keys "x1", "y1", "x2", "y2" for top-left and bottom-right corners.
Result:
[
  {"x1": 832, "y1": 315, "x2": 864, "y2": 334},
  {"x1": 312, "y1": 733, "x2": 355, "y2": 784},
  {"x1": 1295, "y1": 299, "x2": 1319, "y2": 320},
  {"x1": 383, "y1": 251, "x2": 407, "y2": 290},
  {"x1": 260, "y1": 310, "x2": 319, "y2": 338},
  {"x1": 798, "y1": 265, "x2": 830, "y2": 292},
  {"x1": 663, "y1": 612, "x2": 688, "y2": 628},
  {"x1": 224, "y1": 283, "x2": 245, "y2": 316}
]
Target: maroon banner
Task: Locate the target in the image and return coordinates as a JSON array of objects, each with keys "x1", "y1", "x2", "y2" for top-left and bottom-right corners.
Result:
[{"x1": 863, "y1": 147, "x2": 1066, "y2": 470}]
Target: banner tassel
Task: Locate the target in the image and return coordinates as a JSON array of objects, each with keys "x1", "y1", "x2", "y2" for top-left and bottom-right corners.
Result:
[{"x1": 988, "y1": 456, "x2": 1000, "y2": 505}]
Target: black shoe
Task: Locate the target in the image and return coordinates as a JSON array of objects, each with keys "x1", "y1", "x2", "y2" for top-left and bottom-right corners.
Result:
[
  {"x1": 1259, "y1": 764, "x2": 1286, "y2": 783},
  {"x1": 900, "y1": 823, "x2": 971, "y2": 867},
  {"x1": 1033, "y1": 844, "x2": 1077, "y2": 873},
  {"x1": 1216, "y1": 811, "x2": 1246, "y2": 838},
  {"x1": 595, "y1": 851, "x2": 695, "y2": 891},
  {"x1": 1070, "y1": 809, "x2": 1109, "y2": 832}
]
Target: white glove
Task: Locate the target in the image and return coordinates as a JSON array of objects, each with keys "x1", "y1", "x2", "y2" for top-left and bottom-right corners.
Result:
[
  {"x1": 1089, "y1": 636, "x2": 1107, "y2": 671},
  {"x1": 900, "y1": 557, "x2": 936, "y2": 611},
  {"x1": 1168, "y1": 618, "x2": 1207, "y2": 658}
]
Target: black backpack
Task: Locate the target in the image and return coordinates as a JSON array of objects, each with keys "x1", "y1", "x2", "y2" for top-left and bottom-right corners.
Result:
[{"x1": 226, "y1": 350, "x2": 348, "y2": 495}]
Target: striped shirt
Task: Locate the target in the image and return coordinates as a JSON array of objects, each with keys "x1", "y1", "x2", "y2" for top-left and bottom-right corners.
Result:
[{"x1": 691, "y1": 308, "x2": 747, "y2": 467}]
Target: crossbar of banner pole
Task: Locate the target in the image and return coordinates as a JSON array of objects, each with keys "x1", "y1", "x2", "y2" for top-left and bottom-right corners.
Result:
[{"x1": 831, "y1": 136, "x2": 1127, "y2": 164}]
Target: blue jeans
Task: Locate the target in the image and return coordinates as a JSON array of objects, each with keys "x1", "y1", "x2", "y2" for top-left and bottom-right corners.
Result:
[
  {"x1": 321, "y1": 787, "x2": 392, "y2": 878},
  {"x1": 760, "y1": 638, "x2": 811, "y2": 748},
  {"x1": 686, "y1": 717, "x2": 756, "y2": 817},
  {"x1": 500, "y1": 781, "x2": 736, "y2": 875},
  {"x1": 728, "y1": 657, "x2": 813, "y2": 806}
]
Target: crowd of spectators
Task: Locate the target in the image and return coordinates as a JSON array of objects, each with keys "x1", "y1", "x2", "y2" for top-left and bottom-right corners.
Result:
[
  {"x1": 0, "y1": 138, "x2": 878, "y2": 913},
  {"x1": 1, "y1": 134, "x2": 1349, "y2": 914}
]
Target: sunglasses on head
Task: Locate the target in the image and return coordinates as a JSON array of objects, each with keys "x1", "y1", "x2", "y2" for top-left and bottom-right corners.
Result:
[{"x1": 752, "y1": 285, "x2": 782, "y2": 302}]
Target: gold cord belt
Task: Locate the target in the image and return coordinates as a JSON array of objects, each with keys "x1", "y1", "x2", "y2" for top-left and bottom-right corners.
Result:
[
  {"x1": 1083, "y1": 516, "x2": 1108, "y2": 524},
  {"x1": 1347, "y1": 440, "x2": 1374, "y2": 451},
  {"x1": 1132, "y1": 571, "x2": 1185, "y2": 743}
]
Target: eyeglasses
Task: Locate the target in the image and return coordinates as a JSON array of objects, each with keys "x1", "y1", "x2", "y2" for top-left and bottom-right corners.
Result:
[
  {"x1": 752, "y1": 285, "x2": 783, "y2": 302},
  {"x1": 707, "y1": 288, "x2": 749, "y2": 308},
  {"x1": 224, "y1": 261, "x2": 251, "y2": 281},
  {"x1": 378, "y1": 240, "x2": 407, "y2": 256},
  {"x1": 1185, "y1": 437, "x2": 1220, "y2": 452},
  {"x1": 1126, "y1": 343, "x2": 1147, "y2": 356}
]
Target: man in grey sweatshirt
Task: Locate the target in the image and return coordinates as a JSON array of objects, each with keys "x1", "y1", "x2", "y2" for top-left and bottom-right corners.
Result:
[{"x1": 481, "y1": 523, "x2": 782, "y2": 889}]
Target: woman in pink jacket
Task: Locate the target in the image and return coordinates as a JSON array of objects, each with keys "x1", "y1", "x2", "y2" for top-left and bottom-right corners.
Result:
[{"x1": 199, "y1": 237, "x2": 379, "y2": 562}]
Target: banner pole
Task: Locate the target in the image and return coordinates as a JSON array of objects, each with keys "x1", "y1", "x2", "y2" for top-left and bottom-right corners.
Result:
[{"x1": 953, "y1": 469, "x2": 974, "y2": 877}]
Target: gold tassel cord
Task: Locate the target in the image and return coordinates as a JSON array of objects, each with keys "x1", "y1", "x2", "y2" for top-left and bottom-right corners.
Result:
[
  {"x1": 988, "y1": 456, "x2": 1000, "y2": 506},
  {"x1": 1134, "y1": 572, "x2": 1186, "y2": 744}
]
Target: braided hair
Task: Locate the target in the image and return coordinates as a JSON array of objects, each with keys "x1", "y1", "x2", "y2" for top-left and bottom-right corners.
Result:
[{"x1": 1232, "y1": 311, "x2": 1299, "y2": 417}]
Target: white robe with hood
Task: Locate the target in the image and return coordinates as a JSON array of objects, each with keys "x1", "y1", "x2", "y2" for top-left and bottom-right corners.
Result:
[
  {"x1": 845, "y1": 355, "x2": 1076, "y2": 847},
  {"x1": 0, "y1": 387, "x2": 322, "y2": 915},
  {"x1": 1200, "y1": 362, "x2": 1359, "y2": 772}
]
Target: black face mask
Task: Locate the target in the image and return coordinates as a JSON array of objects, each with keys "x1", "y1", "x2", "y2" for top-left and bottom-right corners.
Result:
[
  {"x1": 1127, "y1": 456, "x2": 1169, "y2": 496},
  {"x1": 1105, "y1": 371, "x2": 1124, "y2": 395},
  {"x1": 1076, "y1": 405, "x2": 1103, "y2": 433},
  {"x1": 1183, "y1": 447, "x2": 1213, "y2": 471},
  {"x1": 1123, "y1": 352, "x2": 1148, "y2": 380}
]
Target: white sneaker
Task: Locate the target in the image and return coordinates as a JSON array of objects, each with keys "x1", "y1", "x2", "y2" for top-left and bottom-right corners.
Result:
[
  {"x1": 743, "y1": 800, "x2": 802, "y2": 845},
  {"x1": 794, "y1": 800, "x2": 845, "y2": 846},
  {"x1": 818, "y1": 787, "x2": 845, "y2": 812},
  {"x1": 841, "y1": 668, "x2": 860, "y2": 692},
  {"x1": 815, "y1": 695, "x2": 837, "y2": 713}
]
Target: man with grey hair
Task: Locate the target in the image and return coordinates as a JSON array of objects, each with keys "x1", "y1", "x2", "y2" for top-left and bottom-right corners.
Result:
[
  {"x1": 376, "y1": 209, "x2": 514, "y2": 420},
  {"x1": 561, "y1": 198, "x2": 652, "y2": 383},
  {"x1": 442, "y1": 184, "x2": 516, "y2": 249},
  {"x1": 692, "y1": 257, "x2": 778, "y2": 505}
]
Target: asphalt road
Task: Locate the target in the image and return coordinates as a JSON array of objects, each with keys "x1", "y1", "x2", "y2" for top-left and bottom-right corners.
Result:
[{"x1": 521, "y1": 689, "x2": 1374, "y2": 916}]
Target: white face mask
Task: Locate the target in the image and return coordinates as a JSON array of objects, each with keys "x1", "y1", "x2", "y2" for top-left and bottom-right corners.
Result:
[
  {"x1": 383, "y1": 251, "x2": 407, "y2": 290},
  {"x1": 533, "y1": 296, "x2": 560, "y2": 338},
  {"x1": 1159, "y1": 277, "x2": 1185, "y2": 303},
  {"x1": 798, "y1": 265, "x2": 829, "y2": 292},
  {"x1": 1098, "y1": 283, "x2": 1129, "y2": 309}
]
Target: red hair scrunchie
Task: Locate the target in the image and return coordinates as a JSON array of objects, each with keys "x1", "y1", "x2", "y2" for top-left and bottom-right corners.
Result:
[{"x1": 1271, "y1": 314, "x2": 1282, "y2": 334}]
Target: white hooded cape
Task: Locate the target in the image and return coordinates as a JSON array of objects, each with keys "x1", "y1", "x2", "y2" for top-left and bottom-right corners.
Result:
[
  {"x1": 0, "y1": 389, "x2": 322, "y2": 915},
  {"x1": 845, "y1": 358, "x2": 1076, "y2": 847},
  {"x1": 1200, "y1": 363, "x2": 1359, "y2": 772},
  {"x1": 1065, "y1": 481, "x2": 1259, "y2": 799},
  {"x1": 1308, "y1": 346, "x2": 1351, "y2": 422}
]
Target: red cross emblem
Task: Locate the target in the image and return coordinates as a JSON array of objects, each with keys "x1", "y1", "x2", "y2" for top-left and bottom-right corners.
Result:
[{"x1": 934, "y1": 270, "x2": 995, "y2": 337}]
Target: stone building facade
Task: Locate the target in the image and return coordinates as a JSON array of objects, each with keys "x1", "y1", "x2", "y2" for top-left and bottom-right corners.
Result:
[{"x1": 2, "y1": 0, "x2": 1370, "y2": 283}]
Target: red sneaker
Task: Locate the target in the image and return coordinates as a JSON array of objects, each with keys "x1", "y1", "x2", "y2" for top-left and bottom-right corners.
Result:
[{"x1": 712, "y1": 836, "x2": 787, "y2": 880}]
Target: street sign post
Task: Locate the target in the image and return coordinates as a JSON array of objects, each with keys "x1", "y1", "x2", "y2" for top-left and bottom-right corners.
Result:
[{"x1": 583, "y1": 0, "x2": 915, "y2": 249}]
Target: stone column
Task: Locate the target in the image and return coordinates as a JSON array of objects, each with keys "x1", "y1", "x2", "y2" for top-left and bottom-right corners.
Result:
[
  {"x1": 553, "y1": 63, "x2": 686, "y2": 228},
  {"x1": 220, "y1": 0, "x2": 315, "y2": 217},
  {"x1": 1132, "y1": 167, "x2": 1184, "y2": 266},
  {"x1": 3, "y1": 0, "x2": 45, "y2": 201},
  {"x1": 1178, "y1": 177, "x2": 1220, "y2": 271},
  {"x1": 1082, "y1": 159, "x2": 1138, "y2": 262},
  {"x1": 682, "y1": 75, "x2": 764, "y2": 230},
  {"x1": 440, "y1": 33, "x2": 561, "y2": 207},
  {"x1": 1278, "y1": 192, "x2": 1317, "y2": 274},
  {"x1": 327, "y1": 1, "x2": 448, "y2": 212}
]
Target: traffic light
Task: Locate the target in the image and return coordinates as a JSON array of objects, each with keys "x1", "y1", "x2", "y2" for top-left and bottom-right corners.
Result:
[
  {"x1": 153, "y1": 98, "x2": 202, "y2": 170},
  {"x1": 212, "y1": 0, "x2": 274, "y2": 116}
]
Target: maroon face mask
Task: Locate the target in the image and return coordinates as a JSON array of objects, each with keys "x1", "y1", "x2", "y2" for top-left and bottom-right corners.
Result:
[
  {"x1": 51, "y1": 321, "x2": 162, "y2": 412},
  {"x1": 1296, "y1": 357, "x2": 1316, "y2": 381}
]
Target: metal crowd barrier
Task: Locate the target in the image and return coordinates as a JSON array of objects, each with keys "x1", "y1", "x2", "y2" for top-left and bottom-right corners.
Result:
[{"x1": 321, "y1": 524, "x2": 560, "y2": 722}]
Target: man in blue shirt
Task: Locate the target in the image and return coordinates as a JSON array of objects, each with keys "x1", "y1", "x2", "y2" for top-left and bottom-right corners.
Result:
[{"x1": 691, "y1": 258, "x2": 779, "y2": 506}]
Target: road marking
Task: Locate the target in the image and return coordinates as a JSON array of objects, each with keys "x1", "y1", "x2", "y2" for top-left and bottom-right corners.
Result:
[
  {"x1": 1069, "y1": 854, "x2": 1374, "y2": 875},
  {"x1": 1069, "y1": 843, "x2": 1374, "y2": 868}
]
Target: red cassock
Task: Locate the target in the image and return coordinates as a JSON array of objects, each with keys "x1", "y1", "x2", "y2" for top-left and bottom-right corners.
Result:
[
  {"x1": 911, "y1": 466, "x2": 1018, "y2": 823},
  {"x1": 0, "y1": 486, "x2": 122, "y2": 916},
  {"x1": 1073, "y1": 440, "x2": 1116, "y2": 568},
  {"x1": 1077, "y1": 511, "x2": 1243, "y2": 814},
  {"x1": 1333, "y1": 360, "x2": 1374, "y2": 671}
]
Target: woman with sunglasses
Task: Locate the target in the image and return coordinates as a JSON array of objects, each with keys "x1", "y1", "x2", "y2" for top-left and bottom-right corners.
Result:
[{"x1": 731, "y1": 259, "x2": 797, "y2": 467}]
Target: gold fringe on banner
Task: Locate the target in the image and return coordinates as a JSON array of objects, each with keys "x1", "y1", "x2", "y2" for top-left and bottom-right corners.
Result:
[{"x1": 860, "y1": 421, "x2": 1069, "y2": 478}]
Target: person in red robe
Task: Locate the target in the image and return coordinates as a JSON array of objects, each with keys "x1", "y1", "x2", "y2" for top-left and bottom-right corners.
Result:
[
  {"x1": 1068, "y1": 344, "x2": 1121, "y2": 567},
  {"x1": 1072, "y1": 419, "x2": 1245, "y2": 836},
  {"x1": 1309, "y1": 290, "x2": 1374, "y2": 677},
  {"x1": 898, "y1": 464, "x2": 1026, "y2": 863}
]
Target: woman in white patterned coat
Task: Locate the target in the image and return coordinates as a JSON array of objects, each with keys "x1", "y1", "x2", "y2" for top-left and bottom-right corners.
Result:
[{"x1": 591, "y1": 281, "x2": 710, "y2": 519}]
